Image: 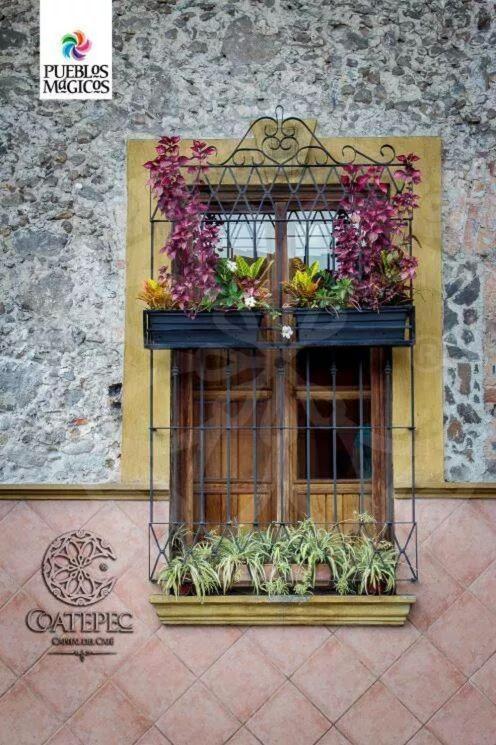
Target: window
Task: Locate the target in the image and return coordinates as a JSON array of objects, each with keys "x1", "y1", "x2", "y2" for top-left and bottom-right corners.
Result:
[{"x1": 169, "y1": 189, "x2": 393, "y2": 530}]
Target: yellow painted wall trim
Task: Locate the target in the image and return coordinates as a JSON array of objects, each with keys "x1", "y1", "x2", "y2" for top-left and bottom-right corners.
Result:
[
  {"x1": 395, "y1": 483, "x2": 496, "y2": 499},
  {"x1": 0, "y1": 484, "x2": 169, "y2": 500},
  {"x1": 149, "y1": 593, "x2": 416, "y2": 626},
  {"x1": 124, "y1": 130, "x2": 443, "y2": 491},
  {"x1": 1, "y1": 483, "x2": 494, "y2": 500}
]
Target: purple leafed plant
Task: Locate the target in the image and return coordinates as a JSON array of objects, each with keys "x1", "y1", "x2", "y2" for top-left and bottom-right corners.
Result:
[
  {"x1": 333, "y1": 154, "x2": 421, "y2": 309},
  {"x1": 144, "y1": 137, "x2": 219, "y2": 311}
]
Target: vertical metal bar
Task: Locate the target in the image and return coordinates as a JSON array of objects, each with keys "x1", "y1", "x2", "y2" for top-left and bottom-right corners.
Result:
[
  {"x1": 252, "y1": 349, "x2": 259, "y2": 526},
  {"x1": 226, "y1": 350, "x2": 232, "y2": 524},
  {"x1": 199, "y1": 350, "x2": 206, "y2": 525},
  {"x1": 171, "y1": 359, "x2": 180, "y2": 525},
  {"x1": 305, "y1": 349, "x2": 311, "y2": 517},
  {"x1": 226, "y1": 220, "x2": 232, "y2": 259},
  {"x1": 149, "y1": 350, "x2": 154, "y2": 525},
  {"x1": 277, "y1": 355, "x2": 285, "y2": 523},
  {"x1": 150, "y1": 209, "x2": 155, "y2": 278},
  {"x1": 331, "y1": 355, "x2": 338, "y2": 524},
  {"x1": 410, "y1": 345, "x2": 416, "y2": 526},
  {"x1": 385, "y1": 356, "x2": 393, "y2": 525},
  {"x1": 358, "y1": 353, "x2": 365, "y2": 514},
  {"x1": 253, "y1": 217, "x2": 258, "y2": 259},
  {"x1": 304, "y1": 216, "x2": 310, "y2": 265}
]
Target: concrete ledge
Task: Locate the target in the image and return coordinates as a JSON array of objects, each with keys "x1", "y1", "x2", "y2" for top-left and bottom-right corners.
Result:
[{"x1": 149, "y1": 594, "x2": 416, "y2": 626}]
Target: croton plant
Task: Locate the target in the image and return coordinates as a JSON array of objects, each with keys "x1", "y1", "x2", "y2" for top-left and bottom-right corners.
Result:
[{"x1": 140, "y1": 136, "x2": 421, "y2": 315}]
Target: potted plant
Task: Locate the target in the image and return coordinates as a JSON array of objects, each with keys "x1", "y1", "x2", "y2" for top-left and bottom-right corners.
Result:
[
  {"x1": 141, "y1": 136, "x2": 272, "y2": 348},
  {"x1": 283, "y1": 157, "x2": 421, "y2": 346},
  {"x1": 157, "y1": 516, "x2": 400, "y2": 601},
  {"x1": 142, "y1": 255, "x2": 273, "y2": 348}
]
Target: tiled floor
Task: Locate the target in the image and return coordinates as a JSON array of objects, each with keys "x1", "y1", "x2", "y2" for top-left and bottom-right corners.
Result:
[{"x1": 0, "y1": 498, "x2": 495, "y2": 744}]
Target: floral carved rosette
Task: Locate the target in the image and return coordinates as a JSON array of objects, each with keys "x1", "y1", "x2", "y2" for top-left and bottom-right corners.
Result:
[{"x1": 42, "y1": 529, "x2": 117, "y2": 606}]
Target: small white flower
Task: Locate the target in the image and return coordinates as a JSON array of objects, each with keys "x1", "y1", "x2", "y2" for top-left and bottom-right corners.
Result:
[
  {"x1": 226, "y1": 259, "x2": 237, "y2": 272},
  {"x1": 244, "y1": 294, "x2": 256, "y2": 308},
  {"x1": 281, "y1": 324, "x2": 294, "y2": 340}
]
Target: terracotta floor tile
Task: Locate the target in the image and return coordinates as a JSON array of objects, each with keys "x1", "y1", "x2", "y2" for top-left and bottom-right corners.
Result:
[
  {"x1": 46, "y1": 726, "x2": 84, "y2": 745},
  {"x1": 404, "y1": 549, "x2": 463, "y2": 631},
  {"x1": 69, "y1": 681, "x2": 151, "y2": 745},
  {"x1": 406, "y1": 730, "x2": 442, "y2": 745},
  {"x1": 114, "y1": 562, "x2": 162, "y2": 630},
  {"x1": 0, "y1": 503, "x2": 54, "y2": 584},
  {"x1": 471, "y1": 653, "x2": 496, "y2": 704},
  {"x1": 0, "y1": 680, "x2": 60, "y2": 745},
  {"x1": 394, "y1": 498, "x2": 462, "y2": 544},
  {"x1": 247, "y1": 681, "x2": 330, "y2": 745},
  {"x1": 335, "y1": 621, "x2": 419, "y2": 676},
  {"x1": 202, "y1": 635, "x2": 284, "y2": 721},
  {"x1": 292, "y1": 637, "x2": 374, "y2": 722},
  {"x1": 336, "y1": 681, "x2": 420, "y2": 745},
  {"x1": 316, "y1": 727, "x2": 352, "y2": 744},
  {"x1": 0, "y1": 590, "x2": 51, "y2": 675},
  {"x1": 28, "y1": 500, "x2": 104, "y2": 533},
  {"x1": 25, "y1": 648, "x2": 107, "y2": 719},
  {"x1": 118, "y1": 500, "x2": 169, "y2": 528},
  {"x1": 470, "y1": 559, "x2": 496, "y2": 613},
  {"x1": 113, "y1": 635, "x2": 194, "y2": 720},
  {"x1": 0, "y1": 501, "x2": 16, "y2": 521},
  {"x1": 159, "y1": 625, "x2": 243, "y2": 676},
  {"x1": 428, "y1": 592, "x2": 496, "y2": 676},
  {"x1": 424, "y1": 502, "x2": 496, "y2": 586},
  {"x1": 0, "y1": 658, "x2": 16, "y2": 697},
  {"x1": 156, "y1": 681, "x2": 239, "y2": 745},
  {"x1": 247, "y1": 626, "x2": 330, "y2": 676},
  {"x1": 382, "y1": 637, "x2": 465, "y2": 722},
  {"x1": 84, "y1": 503, "x2": 144, "y2": 575},
  {"x1": 0, "y1": 566, "x2": 18, "y2": 608},
  {"x1": 227, "y1": 727, "x2": 262, "y2": 745},
  {"x1": 135, "y1": 727, "x2": 173, "y2": 745},
  {"x1": 428, "y1": 682, "x2": 496, "y2": 745}
]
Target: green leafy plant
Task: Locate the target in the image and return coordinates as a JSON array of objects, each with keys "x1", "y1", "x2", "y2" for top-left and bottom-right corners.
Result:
[
  {"x1": 158, "y1": 542, "x2": 220, "y2": 600},
  {"x1": 283, "y1": 259, "x2": 355, "y2": 310},
  {"x1": 354, "y1": 537, "x2": 398, "y2": 595},
  {"x1": 207, "y1": 256, "x2": 273, "y2": 311},
  {"x1": 159, "y1": 518, "x2": 399, "y2": 600}
]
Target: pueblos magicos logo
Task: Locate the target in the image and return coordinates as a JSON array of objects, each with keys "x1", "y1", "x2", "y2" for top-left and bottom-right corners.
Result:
[
  {"x1": 61, "y1": 30, "x2": 92, "y2": 61},
  {"x1": 39, "y1": 0, "x2": 112, "y2": 100}
]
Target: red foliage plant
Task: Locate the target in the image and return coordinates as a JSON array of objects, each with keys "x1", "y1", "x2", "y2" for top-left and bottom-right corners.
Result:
[
  {"x1": 333, "y1": 154, "x2": 421, "y2": 308},
  {"x1": 144, "y1": 136, "x2": 219, "y2": 311},
  {"x1": 144, "y1": 136, "x2": 421, "y2": 313}
]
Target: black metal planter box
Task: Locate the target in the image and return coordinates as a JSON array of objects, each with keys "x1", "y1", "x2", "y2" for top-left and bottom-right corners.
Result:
[
  {"x1": 293, "y1": 306, "x2": 415, "y2": 347},
  {"x1": 144, "y1": 310, "x2": 264, "y2": 349}
]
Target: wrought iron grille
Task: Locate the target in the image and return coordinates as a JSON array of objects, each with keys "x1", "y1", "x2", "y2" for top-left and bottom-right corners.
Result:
[{"x1": 146, "y1": 108, "x2": 417, "y2": 585}]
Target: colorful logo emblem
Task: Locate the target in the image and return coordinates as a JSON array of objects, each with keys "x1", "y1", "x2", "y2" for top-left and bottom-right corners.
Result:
[{"x1": 61, "y1": 30, "x2": 92, "y2": 61}]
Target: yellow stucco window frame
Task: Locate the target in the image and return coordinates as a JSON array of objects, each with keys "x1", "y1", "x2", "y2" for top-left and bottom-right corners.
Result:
[{"x1": 122, "y1": 132, "x2": 443, "y2": 494}]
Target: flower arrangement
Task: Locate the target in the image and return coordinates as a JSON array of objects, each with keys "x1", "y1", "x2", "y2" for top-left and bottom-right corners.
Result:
[
  {"x1": 159, "y1": 516, "x2": 398, "y2": 601},
  {"x1": 141, "y1": 136, "x2": 421, "y2": 324}
]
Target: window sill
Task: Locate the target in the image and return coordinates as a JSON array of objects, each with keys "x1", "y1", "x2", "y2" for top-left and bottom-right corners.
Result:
[{"x1": 149, "y1": 594, "x2": 416, "y2": 626}]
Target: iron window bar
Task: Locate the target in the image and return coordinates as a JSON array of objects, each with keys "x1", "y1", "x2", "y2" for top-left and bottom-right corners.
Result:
[{"x1": 145, "y1": 108, "x2": 417, "y2": 585}]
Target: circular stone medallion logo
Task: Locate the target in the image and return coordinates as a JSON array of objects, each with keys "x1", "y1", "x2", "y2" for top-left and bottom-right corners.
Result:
[
  {"x1": 42, "y1": 530, "x2": 116, "y2": 606},
  {"x1": 61, "y1": 30, "x2": 92, "y2": 61}
]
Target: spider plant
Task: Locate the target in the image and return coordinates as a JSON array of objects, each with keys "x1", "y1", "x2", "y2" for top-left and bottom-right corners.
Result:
[
  {"x1": 158, "y1": 541, "x2": 220, "y2": 601},
  {"x1": 354, "y1": 537, "x2": 398, "y2": 595}
]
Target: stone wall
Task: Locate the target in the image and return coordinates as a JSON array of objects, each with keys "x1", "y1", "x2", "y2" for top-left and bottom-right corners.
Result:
[{"x1": 1, "y1": 0, "x2": 495, "y2": 482}]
